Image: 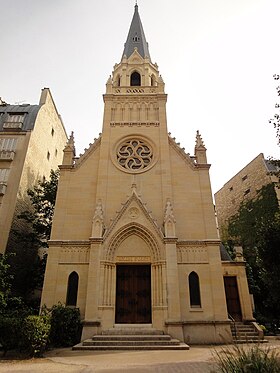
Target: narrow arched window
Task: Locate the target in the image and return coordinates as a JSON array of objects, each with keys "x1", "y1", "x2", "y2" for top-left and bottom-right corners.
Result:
[
  {"x1": 116, "y1": 75, "x2": 121, "y2": 87},
  {"x1": 66, "y1": 271, "x2": 79, "y2": 306},
  {"x1": 189, "y1": 271, "x2": 201, "y2": 307},
  {"x1": 130, "y1": 71, "x2": 141, "y2": 86},
  {"x1": 151, "y1": 75, "x2": 155, "y2": 86}
]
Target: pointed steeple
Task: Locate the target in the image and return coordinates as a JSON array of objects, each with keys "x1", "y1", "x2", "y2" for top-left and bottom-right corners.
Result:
[{"x1": 122, "y1": 4, "x2": 151, "y2": 60}]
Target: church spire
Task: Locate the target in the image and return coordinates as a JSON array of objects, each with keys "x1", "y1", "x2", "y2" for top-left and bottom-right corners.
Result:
[{"x1": 122, "y1": 4, "x2": 151, "y2": 60}]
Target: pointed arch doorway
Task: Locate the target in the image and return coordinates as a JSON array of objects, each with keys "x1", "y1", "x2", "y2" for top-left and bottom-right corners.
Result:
[{"x1": 115, "y1": 264, "x2": 151, "y2": 323}]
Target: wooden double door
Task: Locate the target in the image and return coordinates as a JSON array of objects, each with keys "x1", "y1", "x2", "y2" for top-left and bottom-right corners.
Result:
[
  {"x1": 224, "y1": 276, "x2": 242, "y2": 321},
  {"x1": 115, "y1": 265, "x2": 151, "y2": 323}
]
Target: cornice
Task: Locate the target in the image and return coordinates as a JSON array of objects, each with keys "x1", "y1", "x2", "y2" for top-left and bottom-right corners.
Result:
[
  {"x1": 177, "y1": 239, "x2": 221, "y2": 246},
  {"x1": 48, "y1": 240, "x2": 90, "y2": 246}
]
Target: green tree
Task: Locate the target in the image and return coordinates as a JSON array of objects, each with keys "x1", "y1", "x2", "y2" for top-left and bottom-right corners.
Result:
[
  {"x1": 0, "y1": 254, "x2": 13, "y2": 312},
  {"x1": 6, "y1": 170, "x2": 59, "y2": 302},
  {"x1": 18, "y1": 169, "x2": 59, "y2": 245},
  {"x1": 225, "y1": 183, "x2": 280, "y2": 322},
  {"x1": 269, "y1": 74, "x2": 280, "y2": 145}
]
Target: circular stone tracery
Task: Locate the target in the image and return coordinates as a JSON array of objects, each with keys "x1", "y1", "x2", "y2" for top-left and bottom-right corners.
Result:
[{"x1": 117, "y1": 139, "x2": 153, "y2": 171}]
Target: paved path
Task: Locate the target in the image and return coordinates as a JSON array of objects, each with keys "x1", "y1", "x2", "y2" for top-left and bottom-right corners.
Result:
[{"x1": 0, "y1": 340, "x2": 279, "y2": 373}]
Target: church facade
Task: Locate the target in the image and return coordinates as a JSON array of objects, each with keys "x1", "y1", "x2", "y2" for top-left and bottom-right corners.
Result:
[{"x1": 41, "y1": 5, "x2": 254, "y2": 344}]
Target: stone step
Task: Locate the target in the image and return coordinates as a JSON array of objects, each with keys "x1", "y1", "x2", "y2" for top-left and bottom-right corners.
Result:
[
  {"x1": 73, "y1": 343, "x2": 190, "y2": 351},
  {"x1": 101, "y1": 328, "x2": 164, "y2": 335},
  {"x1": 231, "y1": 326, "x2": 256, "y2": 332},
  {"x1": 73, "y1": 326, "x2": 190, "y2": 351},
  {"x1": 231, "y1": 331, "x2": 259, "y2": 336},
  {"x1": 93, "y1": 334, "x2": 171, "y2": 341},
  {"x1": 83, "y1": 339, "x2": 181, "y2": 347},
  {"x1": 233, "y1": 339, "x2": 268, "y2": 344},
  {"x1": 230, "y1": 322, "x2": 267, "y2": 344}
]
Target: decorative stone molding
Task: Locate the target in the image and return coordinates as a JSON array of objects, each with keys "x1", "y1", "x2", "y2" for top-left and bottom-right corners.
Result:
[
  {"x1": 177, "y1": 246, "x2": 209, "y2": 264},
  {"x1": 164, "y1": 199, "x2": 176, "y2": 237},
  {"x1": 111, "y1": 135, "x2": 158, "y2": 174},
  {"x1": 168, "y1": 135, "x2": 196, "y2": 170},
  {"x1": 59, "y1": 247, "x2": 90, "y2": 264},
  {"x1": 116, "y1": 138, "x2": 153, "y2": 172},
  {"x1": 91, "y1": 199, "x2": 105, "y2": 238},
  {"x1": 105, "y1": 222, "x2": 161, "y2": 262},
  {"x1": 177, "y1": 239, "x2": 221, "y2": 246},
  {"x1": 113, "y1": 87, "x2": 157, "y2": 94},
  {"x1": 116, "y1": 256, "x2": 151, "y2": 263},
  {"x1": 74, "y1": 135, "x2": 101, "y2": 168},
  {"x1": 128, "y1": 207, "x2": 140, "y2": 219},
  {"x1": 110, "y1": 121, "x2": 159, "y2": 127},
  {"x1": 103, "y1": 185, "x2": 163, "y2": 242}
]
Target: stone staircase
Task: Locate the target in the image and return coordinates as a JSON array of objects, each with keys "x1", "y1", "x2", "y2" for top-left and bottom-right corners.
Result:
[
  {"x1": 231, "y1": 322, "x2": 267, "y2": 344},
  {"x1": 73, "y1": 326, "x2": 189, "y2": 350}
]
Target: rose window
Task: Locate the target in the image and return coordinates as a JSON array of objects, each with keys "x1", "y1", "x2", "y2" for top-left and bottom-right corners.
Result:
[{"x1": 117, "y1": 139, "x2": 153, "y2": 171}]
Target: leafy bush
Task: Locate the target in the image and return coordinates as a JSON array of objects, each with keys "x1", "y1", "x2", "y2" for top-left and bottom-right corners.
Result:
[
  {"x1": 213, "y1": 344, "x2": 280, "y2": 373},
  {"x1": 49, "y1": 304, "x2": 81, "y2": 347},
  {"x1": 22, "y1": 315, "x2": 51, "y2": 357},
  {"x1": 0, "y1": 316, "x2": 23, "y2": 355}
]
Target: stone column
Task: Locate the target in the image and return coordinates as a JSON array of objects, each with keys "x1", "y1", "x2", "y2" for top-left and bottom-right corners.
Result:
[
  {"x1": 164, "y1": 237, "x2": 184, "y2": 341},
  {"x1": 81, "y1": 238, "x2": 102, "y2": 340}
]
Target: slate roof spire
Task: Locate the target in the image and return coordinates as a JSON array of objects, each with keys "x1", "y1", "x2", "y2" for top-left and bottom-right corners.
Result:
[{"x1": 122, "y1": 4, "x2": 151, "y2": 60}]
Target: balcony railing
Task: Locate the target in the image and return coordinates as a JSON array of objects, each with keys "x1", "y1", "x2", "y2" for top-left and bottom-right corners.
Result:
[
  {"x1": 0, "y1": 183, "x2": 7, "y2": 195},
  {"x1": 0, "y1": 150, "x2": 15, "y2": 161}
]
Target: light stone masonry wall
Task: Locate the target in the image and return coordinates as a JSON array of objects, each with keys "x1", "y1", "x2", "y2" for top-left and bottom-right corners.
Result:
[{"x1": 215, "y1": 153, "x2": 274, "y2": 235}]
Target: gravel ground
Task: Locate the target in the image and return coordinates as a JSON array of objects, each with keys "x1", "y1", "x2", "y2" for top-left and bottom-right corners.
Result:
[{"x1": 0, "y1": 340, "x2": 279, "y2": 373}]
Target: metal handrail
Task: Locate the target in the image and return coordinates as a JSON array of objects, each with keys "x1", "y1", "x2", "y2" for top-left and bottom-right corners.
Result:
[{"x1": 228, "y1": 313, "x2": 237, "y2": 339}]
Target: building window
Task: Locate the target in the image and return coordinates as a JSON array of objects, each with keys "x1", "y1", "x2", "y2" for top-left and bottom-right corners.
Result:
[
  {"x1": 55, "y1": 149, "x2": 58, "y2": 157},
  {"x1": 242, "y1": 175, "x2": 248, "y2": 181},
  {"x1": 0, "y1": 168, "x2": 10, "y2": 183},
  {"x1": 189, "y1": 271, "x2": 201, "y2": 308},
  {"x1": 47, "y1": 151, "x2": 50, "y2": 160},
  {"x1": 229, "y1": 186, "x2": 233, "y2": 191},
  {"x1": 132, "y1": 33, "x2": 140, "y2": 42},
  {"x1": 244, "y1": 188, "x2": 250, "y2": 195},
  {"x1": 0, "y1": 138, "x2": 17, "y2": 151},
  {"x1": 66, "y1": 271, "x2": 79, "y2": 307},
  {"x1": 3, "y1": 114, "x2": 25, "y2": 129},
  {"x1": 130, "y1": 71, "x2": 141, "y2": 86},
  {"x1": 51, "y1": 128, "x2": 54, "y2": 136}
]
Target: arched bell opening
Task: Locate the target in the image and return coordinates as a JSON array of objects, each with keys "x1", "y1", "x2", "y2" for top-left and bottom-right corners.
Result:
[{"x1": 130, "y1": 71, "x2": 141, "y2": 86}]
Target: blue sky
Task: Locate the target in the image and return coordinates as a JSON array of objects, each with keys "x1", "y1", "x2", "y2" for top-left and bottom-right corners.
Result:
[{"x1": 0, "y1": 0, "x2": 279, "y2": 194}]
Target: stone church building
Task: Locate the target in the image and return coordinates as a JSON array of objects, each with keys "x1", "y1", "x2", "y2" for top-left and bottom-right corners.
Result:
[{"x1": 41, "y1": 5, "x2": 255, "y2": 345}]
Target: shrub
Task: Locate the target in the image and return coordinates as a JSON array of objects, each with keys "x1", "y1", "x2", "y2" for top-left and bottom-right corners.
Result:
[
  {"x1": 0, "y1": 316, "x2": 23, "y2": 355},
  {"x1": 22, "y1": 315, "x2": 51, "y2": 357},
  {"x1": 49, "y1": 304, "x2": 81, "y2": 347},
  {"x1": 213, "y1": 344, "x2": 280, "y2": 373}
]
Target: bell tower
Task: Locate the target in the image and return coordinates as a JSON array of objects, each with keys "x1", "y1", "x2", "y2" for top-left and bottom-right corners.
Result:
[
  {"x1": 103, "y1": 4, "x2": 166, "y2": 132},
  {"x1": 96, "y1": 4, "x2": 173, "y2": 227}
]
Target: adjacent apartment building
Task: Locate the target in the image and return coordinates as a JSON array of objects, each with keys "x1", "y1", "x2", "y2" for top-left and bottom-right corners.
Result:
[
  {"x1": 215, "y1": 153, "x2": 280, "y2": 237},
  {"x1": 0, "y1": 88, "x2": 67, "y2": 253}
]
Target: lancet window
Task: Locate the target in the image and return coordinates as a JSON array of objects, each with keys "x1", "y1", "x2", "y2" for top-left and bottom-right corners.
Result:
[
  {"x1": 189, "y1": 271, "x2": 201, "y2": 308},
  {"x1": 66, "y1": 271, "x2": 79, "y2": 306}
]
